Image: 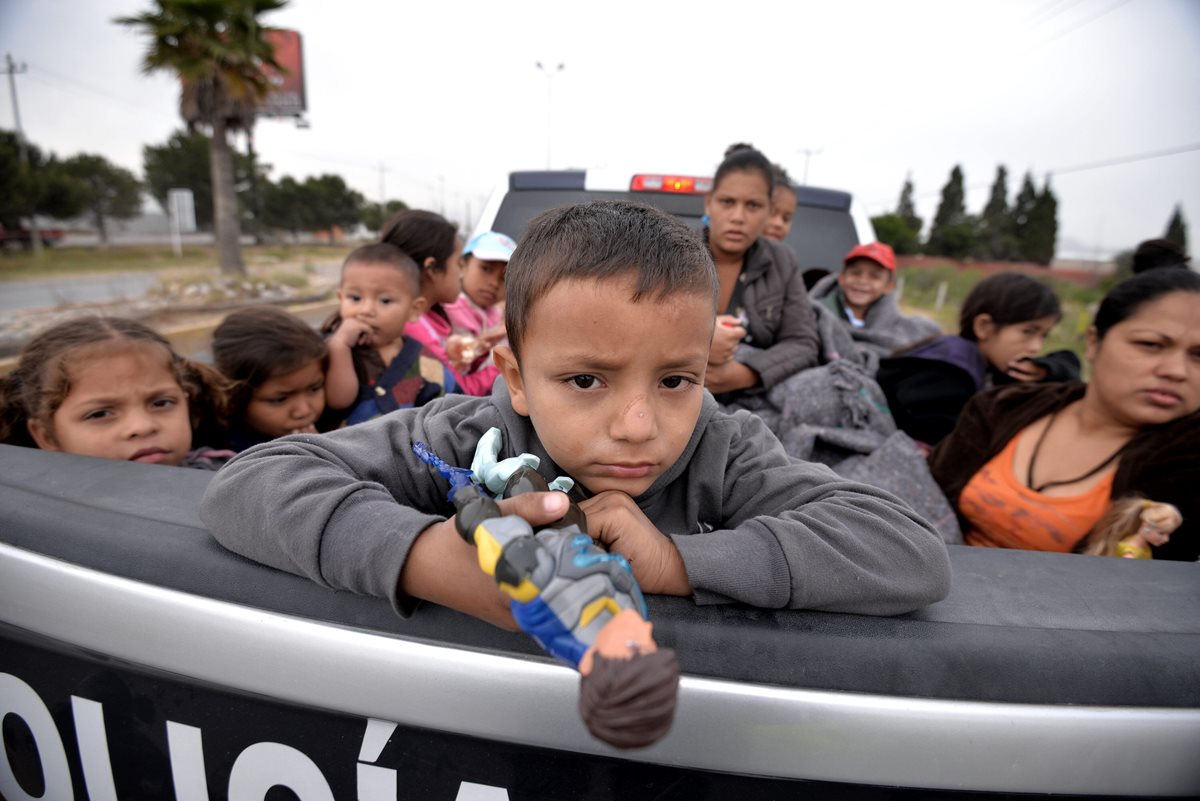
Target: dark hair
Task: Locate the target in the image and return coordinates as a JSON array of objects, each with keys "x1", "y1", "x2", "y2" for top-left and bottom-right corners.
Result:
[
  {"x1": 504, "y1": 200, "x2": 717, "y2": 361},
  {"x1": 1093, "y1": 268, "x2": 1200, "y2": 341},
  {"x1": 958, "y1": 272, "x2": 1062, "y2": 341},
  {"x1": 212, "y1": 306, "x2": 328, "y2": 419},
  {"x1": 713, "y1": 143, "x2": 774, "y2": 196},
  {"x1": 771, "y1": 163, "x2": 795, "y2": 197},
  {"x1": 342, "y1": 242, "x2": 421, "y2": 292},
  {"x1": 379, "y1": 209, "x2": 459, "y2": 275},
  {"x1": 578, "y1": 648, "x2": 680, "y2": 750},
  {"x1": 1131, "y1": 238, "x2": 1190, "y2": 274},
  {"x1": 0, "y1": 316, "x2": 228, "y2": 449}
]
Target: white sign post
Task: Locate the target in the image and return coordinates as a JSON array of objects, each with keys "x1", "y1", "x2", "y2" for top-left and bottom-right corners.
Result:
[{"x1": 167, "y1": 189, "x2": 196, "y2": 258}]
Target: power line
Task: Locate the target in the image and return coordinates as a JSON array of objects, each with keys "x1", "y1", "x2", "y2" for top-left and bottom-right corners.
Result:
[
  {"x1": 25, "y1": 61, "x2": 169, "y2": 118},
  {"x1": 864, "y1": 142, "x2": 1200, "y2": 209},
  {"x1": 1025, "y1": 0, "x2": 1088, "y2": 30},
  {"x1": 1028, "y1": 0, "x2": 1131, "y2": 49},
  {"x1": 1048, "y1": 142, "x2": 1200, "y2": 177}
]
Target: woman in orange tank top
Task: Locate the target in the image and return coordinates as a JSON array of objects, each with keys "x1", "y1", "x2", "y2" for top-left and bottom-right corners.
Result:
[{"x1": 932, "y1": 269, "x2": 1200, "y2": 557}]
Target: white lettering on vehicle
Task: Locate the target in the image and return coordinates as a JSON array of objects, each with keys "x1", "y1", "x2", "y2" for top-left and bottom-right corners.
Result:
[
  {"x1": 167, "y1": 721, "x2": 211, "y2": 801},
  {"x1": 0, "y1": 673, "x2": 74, "y2": 801},
  {"x1": 228, "y1": 742, "x2": 335, "y2": 801},
  {"x1": 71, "y1": 696, "x2": 118, "y2": 800},
  {"x1": 0, "y1": 672, "x2": 515, "y2": 800},
  {"x1": 357, "y1": 718, "x2": 399, "y2": 800}
]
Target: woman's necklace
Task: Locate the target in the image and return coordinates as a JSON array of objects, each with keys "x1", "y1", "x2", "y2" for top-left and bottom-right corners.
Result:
[{"x1": 1026, "y1": 407, "x2": 1127, "y2": 494}]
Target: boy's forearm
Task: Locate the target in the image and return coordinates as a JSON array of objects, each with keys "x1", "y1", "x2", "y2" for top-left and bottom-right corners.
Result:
[
  {"x1": 199, "y1": 428, "x2": 441, "y2": 615},
  {"x1": 401, "y1": 520, "x2": 518, "y2": 629},
  {"x1": 678, "y1": 409, "x2": 951, "y2": 616},
  {"x1": 672, "y1": 484, "x2": 950, "y2": 616},
  {"x1": 324, "y1": 344, "x2": 360, "y2": 409}
]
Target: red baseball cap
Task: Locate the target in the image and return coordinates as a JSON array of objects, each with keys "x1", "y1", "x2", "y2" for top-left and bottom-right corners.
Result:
[{"x1": 844, "y1": 241, "x2": 897, "y2": 272}]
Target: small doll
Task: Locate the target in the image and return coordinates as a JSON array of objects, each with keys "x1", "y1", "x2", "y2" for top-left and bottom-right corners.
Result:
[
  {"x1": 414, "y1": 431, "x2": 680, "y2": 750},
  {"x1": 444, "y1": 333, "x2": 487, "y2": 374},
  {"x1": 1081, "y1": 497, "x2": 1183, "y2": 559}
]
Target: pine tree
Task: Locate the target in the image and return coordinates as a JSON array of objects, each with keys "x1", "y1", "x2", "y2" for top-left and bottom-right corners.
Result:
[
  {"x1": 976, "y1": 165, "x2": 1017, "y2": 260},
  {"x1": 927, "y1": 166, "x2": 976, "y2": 258},
  {"x1": 1024, "y1": 178, "x2": 1058, "y2": 266},
  {"x1": 896, "y1": 175, "x2": 923, "y2": 237},
  {"x1": 1011, "y1": 172, "x2": 1038, "y2": 262},
  {"x1": 1164, "y1": 204, "x2": 1188, "y2": 254}
]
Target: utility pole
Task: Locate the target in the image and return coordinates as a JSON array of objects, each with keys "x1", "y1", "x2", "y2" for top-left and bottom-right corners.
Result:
[
  {"x1": 245, "y1": 127, "x2": 264, "y2": 244},
  {"x1": 377, "y1": 160, "x2": 389, "y2": 231},
  {"x1": 535, "y1": 61, "x2": 564, "y2": 169},
  {"x1": 797, "y1": 147, "x2": 823, "y2": 185},
  {"x1": 4, "y1": 52, "x2": 41, "y2": 255}
]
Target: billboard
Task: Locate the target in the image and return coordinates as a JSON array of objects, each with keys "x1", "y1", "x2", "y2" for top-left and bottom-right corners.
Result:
[{"x1": 258, "y1": 29, "x2": 306, "y2": 118}]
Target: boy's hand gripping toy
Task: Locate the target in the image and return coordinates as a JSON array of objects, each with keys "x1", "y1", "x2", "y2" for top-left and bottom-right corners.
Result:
[{"x1": 414, "y1": 430, "x2": 680, "y2": 750}]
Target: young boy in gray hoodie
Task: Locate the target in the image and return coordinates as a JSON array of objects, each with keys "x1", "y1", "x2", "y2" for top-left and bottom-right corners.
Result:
[{"x1": 200, "y1": 201, "x2": 950, "y2": 629}]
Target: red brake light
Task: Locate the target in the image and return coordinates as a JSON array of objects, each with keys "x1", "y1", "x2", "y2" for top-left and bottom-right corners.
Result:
[{"x1": 631, "y1": 175, "x2": 712, "y2": 194}]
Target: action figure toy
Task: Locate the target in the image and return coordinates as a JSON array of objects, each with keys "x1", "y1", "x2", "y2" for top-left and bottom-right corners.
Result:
[{"x1": 414, "y1": 430, "x2": 680, "y2": 749}]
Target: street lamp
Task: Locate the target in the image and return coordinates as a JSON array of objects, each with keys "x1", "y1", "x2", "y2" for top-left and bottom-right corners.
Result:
[
  {"x1": 797, "y1": 147, "x2": 823, "y2": 185},
  {"x1": 535, "y1": 61, "x2": 564, "y2": 169}
]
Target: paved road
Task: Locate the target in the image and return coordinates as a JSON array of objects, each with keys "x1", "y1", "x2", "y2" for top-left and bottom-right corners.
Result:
[
  {"x1": 0, "y1": 261, "x2": 342, "y2": 314},
  {"x1": 0, "y1": 273, "x2": 162, "y2": 312}
]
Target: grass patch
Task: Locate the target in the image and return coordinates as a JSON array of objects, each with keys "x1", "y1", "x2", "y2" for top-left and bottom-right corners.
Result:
[
  {"x1": 897, "y1": 263, "x2": 1106, "y2": 367},
  {"x1": 0, "y1": 243, "x2": 355, "y2": 282}
]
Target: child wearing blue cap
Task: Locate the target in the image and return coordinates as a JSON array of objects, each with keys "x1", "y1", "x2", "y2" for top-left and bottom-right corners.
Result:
[
  {"x1": 447, "y1": 231, "x2": 515, "y2": 340},
  {"x1": 443, "y1": 231, "x2": 516, "y2": 394}
]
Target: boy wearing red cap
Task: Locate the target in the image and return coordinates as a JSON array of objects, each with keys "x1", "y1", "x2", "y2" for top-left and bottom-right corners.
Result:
[{"x1": 811, "y1": 241, "x2": 940, "y2": 359}]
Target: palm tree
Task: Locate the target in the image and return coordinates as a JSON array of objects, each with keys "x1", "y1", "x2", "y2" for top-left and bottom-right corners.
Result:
[{"x1": 118, "y1": 0, "x2": 286, "y2": 276}]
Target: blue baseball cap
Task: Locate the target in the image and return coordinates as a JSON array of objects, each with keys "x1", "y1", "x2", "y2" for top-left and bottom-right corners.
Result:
[{"x1": 463, "y1": 231, "x2": 517, "y2": 262}]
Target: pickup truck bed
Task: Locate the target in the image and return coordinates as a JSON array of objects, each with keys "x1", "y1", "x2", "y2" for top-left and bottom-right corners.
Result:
[{"x1": 1, "y1": 443, "x2": 1198, "y2": 799}]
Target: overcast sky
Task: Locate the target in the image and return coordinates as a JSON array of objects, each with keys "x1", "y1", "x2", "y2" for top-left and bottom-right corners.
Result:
[{"x1": 1, "y1": 0, "x2": 1198, "y2": 259}]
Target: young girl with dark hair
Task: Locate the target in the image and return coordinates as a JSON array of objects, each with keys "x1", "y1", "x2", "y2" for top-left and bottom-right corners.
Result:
[
  {"x1": 930, "y1": 268, "x2": 1200, "y2": 560},
  {"x1": 877, "y1": 272, "x2": 1081, "y2": 446},
  {"x1": 702, "y1": 143, "x2": 819, "y2": 414},
  {"x1": 380, "y1": 210, "x2": 502, "y2": 396},
  {"x1": 212, "y1": 306, "x2": 328, "y2": 450},
  {"x1": 763, "y1": 162, "x2": 797, "y2": 243},
  {"x1": 0, "y1": 316, "x2": 232, "y2": 469}
]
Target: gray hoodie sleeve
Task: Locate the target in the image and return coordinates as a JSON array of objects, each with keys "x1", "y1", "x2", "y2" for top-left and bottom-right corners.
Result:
[
  {"x1": 669, "y1": 410, "x2": 951, "y2": 616},
  {"x1": 199, "y1": 395, "x2": 497, "y2": 616}
]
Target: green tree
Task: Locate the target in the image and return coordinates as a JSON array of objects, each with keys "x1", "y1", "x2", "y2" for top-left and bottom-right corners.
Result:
[
  {"x1": 143, "y1": 130, "x2": 214, "y2": 229},
  {"x1": 1022, "y1": 178, "x2": 1059, "y2": 266},
  {"x1": 975, "y1": 165, "x2": 1018, "y2": 261},
  {"x1": 1164, "y1": 204, "x2": 1188, "y2": 254},
  {"x1": 60, "y1": 154, "x2": 143, "y2": 246},
  {"x1": 870, "y1": 213, "x2": 920, "y2": 255},
  {"x1": 143, "y1": 129, "x2": 262, "y2": 231},
  {"x1": 118, "y1": 0, "x2": 287, "y2": 276},
  {"x1": 360, "y1": 199, "x2": 409, "y2": 233},
  {"x1": 896, "y1": 175, "x2": 923, "y2": 239},
  {"x1": 1010, "y1": 172, "x2": 1039, "y2": 262},
  {"x1": 927, "y1": 165, "x2": 973, "y2": 258},
  {"x1": 260, "y1": 175, "x2": 311, "y2": 240},
  {"x1": 304, "y1": 174, "x2": 364, "y2": 240},
  {"x1": 0, "y1": 130, "x2": 86, "y2": 230}
]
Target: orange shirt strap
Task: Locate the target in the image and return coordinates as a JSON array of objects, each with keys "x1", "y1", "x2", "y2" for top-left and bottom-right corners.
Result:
[{"x1": 961, "y1": 434, "x2": 1114, "y2": 552}]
